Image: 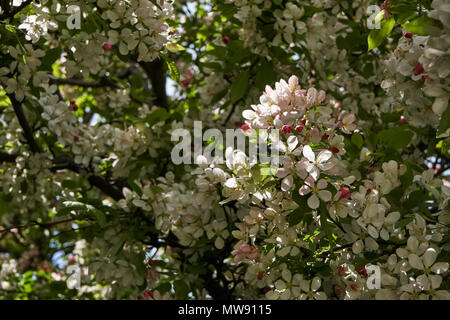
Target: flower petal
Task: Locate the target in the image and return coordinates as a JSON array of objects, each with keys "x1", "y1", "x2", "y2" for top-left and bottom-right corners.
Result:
[
  {"x1": 431, "y1": 262, "x2": 449, "y2": 274},
  {"x1": 408, "y1": 253, "x2": 424, "y2": 270},
  {"x1": 317, "y1": 179, "x2": 327, "y2": 189},
  {"x1": 299, "y1": 185, "x2": 311, "y2": 196},
  {"x1": 317, "y1": 150, "x2": 332, "y2": 163},
  {"x1": 307, "y1": 194, "x2": 320, "y2": 209},
  {"x1": 318, "y1": 190, "x2": 332, "y2": 202},
  {"x1": 281, "y1": 175, "x2": 293, "y2": 192},
  {"x1": 311, "y1": 277, "x2": 321, "y2": 291},
  {"x1": 423, "y1": 248, "x2": 437, "y2": 268},
  {"x1": 303, "y1": 145, "x2": 315, "y2": 162}
]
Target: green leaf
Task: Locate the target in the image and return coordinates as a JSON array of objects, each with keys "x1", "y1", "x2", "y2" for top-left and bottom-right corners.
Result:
[
  {"x1": 400, "y1": 164, "x2": 414, "y2": 188},
  {"x1": 39, "y1": 47, "x2": 62, "y2": 71},
  {"x1": 165, "y1": 43, "x2": 186, "y2": 52},
  {"x1": 368, "y1": 17, "x2": 395, "y2": 51},
  {"x1": 351, "y1": 133, "x2": 363, "y2": 148},
  {"x1": 438, "y1": 105, "x2": 450, "y2": 136},
  {"x1": 402, "y1": 15, "x2": 442, "y2": 36},
  {"x1": 378, "y1": 127, "x2": 414, "y2": 149},
  {"x1": 230, "y1": 70, "x2": 249, "y2": 104},
  {"x1": 161, "y1": 54, "x2": 180, "y2": 83},
  {"x1": 380, "y1": 111, "x2": 402, "y2": 123},
  {"x1": 319, "y1": 203, "x2": 333, "y2": 246},
  {"x1": 289, "y1": 206, "x2": 304, "y2": 226},
  {"x1": 174, "y1": 280, "x2": 190, "y2": 299},
  {"x1": 146, "y1": 108, "x2": 170, "y2": 126},
  {"x1": 59, "y1": 201, "x2": 106, "y2": 224},
  {"x1": 156, "y1": 282, "x2": 172, "y2": 294},
  {"x1": 255, "y1": 62, "x2": 277, "y2": 90},
  {"x1": 289, "y1": 190, "x2": 311, "y2": 226},
  {"x1": 395, "y1": 217, "x2": 413, "y2": 229}
]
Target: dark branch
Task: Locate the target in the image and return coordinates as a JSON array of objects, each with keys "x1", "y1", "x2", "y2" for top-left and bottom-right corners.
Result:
[
  {"x1": 8, "y1": 94, "x2": 41, "y2": 153},
  {"x1": 0, "y1": 216, "x2": 81, "y2": 234},
  {"x1": 139, "y1": 58, "x2": 169, "y2": 109},
  {"x1": 0, "y1": 151, "x2": 17, "y2": 163},
  {"x1": 51, "y1": 156, "x2": 123, "y2": 201},
  {"x1": 0, "y1": 0, "x2": 33, "y2": 21},
  {"x1": 49, "y1": 75, "x2": 121, "y2": 89}
]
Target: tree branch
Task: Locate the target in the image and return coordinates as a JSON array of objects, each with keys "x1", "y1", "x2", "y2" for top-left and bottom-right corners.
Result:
[
  {"x1": 49, "y1": 75, "x2": 121, "y2": 89},
  {"x1": 0, "y1": 0, "x2": 33, "y2": 21},
  {"x1": 138, "y1": 59, "x2": 169, "y2": 109},
  {"x1": 0, "y1": 217, "x2": 81, "y2": 234},
  {"x1": 51, "y1": 156, "x2": 123, "y2": 201},
  {"x1": 0, "y1": 151, "x2": 17, "y2": 163},
  {"x1": 8, "y1": 94, "x2": 41, "y2": 153}
]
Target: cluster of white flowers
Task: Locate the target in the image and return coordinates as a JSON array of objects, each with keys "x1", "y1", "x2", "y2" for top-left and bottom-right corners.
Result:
[
  {"x1": 161, "y1": 76, "x2": 449, "y2": 300},
  {"x1": 381, "y1": 0, "x2": 449, "y2": 131}
]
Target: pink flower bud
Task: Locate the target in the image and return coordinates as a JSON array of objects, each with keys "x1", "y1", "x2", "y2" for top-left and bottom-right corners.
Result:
[
  {"x1": 413, "y1": 65, "x2": 424, "y2": 76},
  {"x1": 102, "y1": 42, "x2": 112, "y2": 53},
  {"x1": 240, "y1": 124, "x2": 250, "y2": 131},
  {"x1": 339, "y1": 186, "x2": 351, "y2": 199}
]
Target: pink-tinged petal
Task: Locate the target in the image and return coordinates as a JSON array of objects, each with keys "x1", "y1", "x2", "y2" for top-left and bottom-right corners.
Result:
[
  {"x1": 288, "y1": 75, "x2": 299, "y2": 88},
  {"x1": 242, "y1": 110, "x2": 257, "y2": 120},
  {"x1": 307, "y1": 88, "x2": 317, "y2": 105},
  {"x1": 305, "y1": 175, "x2": 315, "y2": 187},
  {"x1": 275, "y1": 168, "x2": 289, "y2": 178},
  {"x1": 281, "y1": 175, "x2": 293, "y2": 192},
  {"x1": 309, "y1": 167, "x2": 320, "y2": 181},
  {"x1": 295, "y1": 165, "x2": 308, "y2": 180},
  {"x1": 282, "y1": 156, "x2": 293, "y2": 168},
  {"x1": 344, "y1": 112, "x2": 356, "y2": 124},
  {"x1": 317, "y1": 90, "x2": 326, "y2": 104},
  {"x1": 317, "y1": 179, "x2": 327, "y2": 189},
  {"x1": 307, "y1": 194, "x2": 320, "y2": 209},
  {"x1": 309, "y1": 127, "x2": 321, "y2": 144},
  {"x1": 318, "y1": 161, "x2": 335, "y2": 171},
  {"x1": 299, "y1": 185, "x2": 311, "y2": 196},
  {"x1": 271, "y1": 105, "x2": 281, "y2": 115},
  {"x1": 303, "y1": 145, "x2": 315, "y2": 162},
  {"x1": 318, "y1": 190, "x2": 332, "y2": 202},
  {"x1": 287, "y1": 135, "x2": 298, "y2": 152},
  {"x1": 317, "y1": 150, "x2": 332, "y2": 163}
]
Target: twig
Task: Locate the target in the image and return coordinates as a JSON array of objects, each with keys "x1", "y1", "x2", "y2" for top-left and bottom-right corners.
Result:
[
  {"x1": 0, "y1": 0, "x2": 33, "y2": 21},
  {"x1": 8, "y1": 94, "x2": 41, "y2": 153},
  {"x1": 49, "y1": 75, "x2": 121, "y2": 89}
]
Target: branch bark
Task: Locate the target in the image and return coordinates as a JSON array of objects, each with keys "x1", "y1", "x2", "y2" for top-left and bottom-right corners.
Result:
[
  {"x1": 0, "y1": 151, "x2": 17, "y2": 163},
  {"x1": 8, "y1": 94, "x2": 41, "y2": 153},
  {"x1": 49, "y1": 75, "x2": 121, "y2": 89},
  {"x1": 51, "y1": 156, "x2": 124, "y2": 201},
  {"x1": 0, "y1": 0, "x2": 33, "y2": 21},
  {"x1": 138, "y1": 59, "x2": 169, "y2": 109}
]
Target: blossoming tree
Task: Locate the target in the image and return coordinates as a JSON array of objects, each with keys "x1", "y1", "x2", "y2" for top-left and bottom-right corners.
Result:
[{"x1": 0, "y1": 0, "x2": 449, "y2": 300}]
